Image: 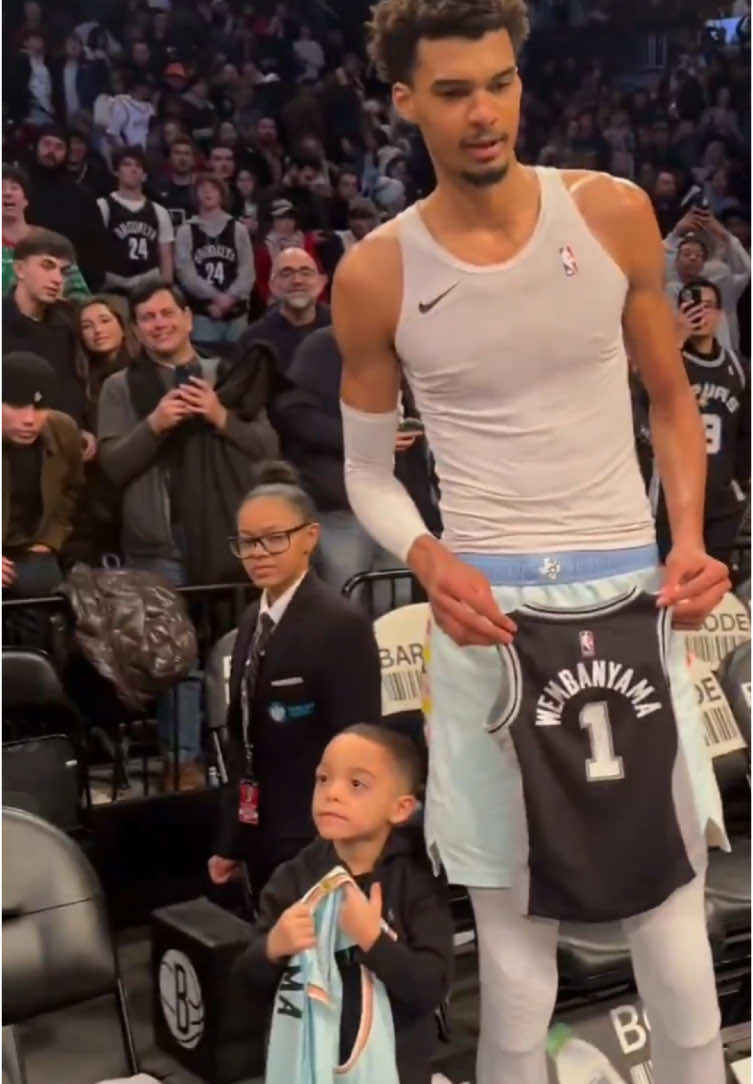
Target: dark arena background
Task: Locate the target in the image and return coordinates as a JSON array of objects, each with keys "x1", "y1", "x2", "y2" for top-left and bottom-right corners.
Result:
[{"x1": 1, "y1": 0, "x2": 750, "y2": 1082}]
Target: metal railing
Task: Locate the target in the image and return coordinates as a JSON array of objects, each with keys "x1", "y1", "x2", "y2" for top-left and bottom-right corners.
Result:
[{"x1": 342, "y1": 568, "x2": 426, "y2": 617}]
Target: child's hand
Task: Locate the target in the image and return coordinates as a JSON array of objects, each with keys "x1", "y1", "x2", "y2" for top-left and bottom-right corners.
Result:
[
  {"x1": 266, "y1": 901, "x2": 316, "y2": 962},
  {"x1": 338, "y1": 882, "x2": 383, "y2": 952}
]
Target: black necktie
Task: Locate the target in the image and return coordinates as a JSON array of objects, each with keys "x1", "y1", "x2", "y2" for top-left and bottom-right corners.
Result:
[{"x1": 240, "y1": 612, "x2": 275, "y2": 775}]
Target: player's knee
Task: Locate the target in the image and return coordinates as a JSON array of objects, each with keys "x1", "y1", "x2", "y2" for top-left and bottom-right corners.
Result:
[
  {"x1": 643, "y1": 954, "x2": 721, "y2": 1047},
  {"x1": 479, "y1": 959, "x2": 557, "y2": 1052}
]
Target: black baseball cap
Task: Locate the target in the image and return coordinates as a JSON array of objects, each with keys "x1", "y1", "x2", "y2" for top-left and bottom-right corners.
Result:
[{"x1": 2, "y1": 352, "x2": 56, "y2": 408}]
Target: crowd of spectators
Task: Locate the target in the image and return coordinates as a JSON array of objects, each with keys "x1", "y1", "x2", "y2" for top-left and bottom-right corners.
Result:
[{"x1": 1, "y1": 1, "x2": 750, "y2": 785}]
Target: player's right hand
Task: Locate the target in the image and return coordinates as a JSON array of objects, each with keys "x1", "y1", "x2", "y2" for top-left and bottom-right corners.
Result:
[
  {"x1": 410, "y1": 536, "x2": 516, "y2": 647},
  {"x1": 266, "y1": 902, "x2": 316, "y2": 961}
]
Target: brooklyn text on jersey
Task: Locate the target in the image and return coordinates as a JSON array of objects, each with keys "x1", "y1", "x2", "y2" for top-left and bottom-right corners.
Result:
[{"x1": 112, "y1": 219, "x2": 158, "y2": 242}]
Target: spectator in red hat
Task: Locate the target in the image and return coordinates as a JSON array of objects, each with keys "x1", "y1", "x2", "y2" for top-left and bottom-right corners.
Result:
[{"x1": 163, "y1": 61, "x2": 188, "y2": 95}]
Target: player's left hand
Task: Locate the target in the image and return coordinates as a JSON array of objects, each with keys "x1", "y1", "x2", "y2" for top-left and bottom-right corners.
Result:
[
  {"x1": 658, "y1": 546, "x2": 730, "y2": 630},
  {"x1": 338, "y1": 882, "x2": 382, "y2": 952}
]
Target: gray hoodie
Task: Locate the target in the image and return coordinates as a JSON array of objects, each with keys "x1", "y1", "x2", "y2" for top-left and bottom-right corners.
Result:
[{"x1": 175, "y1": 210, "x2": 255, "y2": 306}]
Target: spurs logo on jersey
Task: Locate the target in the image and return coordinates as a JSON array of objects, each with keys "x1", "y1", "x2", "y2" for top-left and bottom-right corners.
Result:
[
  {"x1": 106, "y1": 195, "x2": 160, "y2": 276},
  {"x1": 487, "y1": 590, "x2": 698, "y2": 922}
]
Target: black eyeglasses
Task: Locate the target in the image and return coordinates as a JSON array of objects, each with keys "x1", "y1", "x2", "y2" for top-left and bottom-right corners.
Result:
[
  {"x1": 228, "y1": 523, "x2": 310, "y2": 558},
  {"x1": 276, "y1": 267, "x2": 317, "y2": 281}
]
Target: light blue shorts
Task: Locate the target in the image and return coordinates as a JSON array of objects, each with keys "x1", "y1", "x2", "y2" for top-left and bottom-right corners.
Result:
[{"x1": 424, "y1": 545, "x2": 728, "y2": 889}]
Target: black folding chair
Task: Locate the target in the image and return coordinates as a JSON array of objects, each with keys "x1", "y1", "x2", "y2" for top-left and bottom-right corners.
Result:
[
  {"x1": 2, "y1": 807, "x2": 139, "y2": 1082},
  {"x1": 2, "y1": 649, "x2": 91, "y2": 817}
]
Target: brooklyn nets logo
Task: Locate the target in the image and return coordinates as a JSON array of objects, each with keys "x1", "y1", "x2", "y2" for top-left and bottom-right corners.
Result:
[{"x1": 159, "y1": 949, "x2": 204, "y2": 1049}]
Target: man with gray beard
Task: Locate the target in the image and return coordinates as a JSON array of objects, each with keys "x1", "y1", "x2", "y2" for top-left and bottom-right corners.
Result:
[{"x1": 234, "y1": 247, "x2": 330, "y2": 381}]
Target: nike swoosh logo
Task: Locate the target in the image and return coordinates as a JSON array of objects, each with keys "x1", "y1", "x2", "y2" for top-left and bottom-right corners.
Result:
[{"x1": 418, "y1": 282, "x2": 459, "y2": 314}]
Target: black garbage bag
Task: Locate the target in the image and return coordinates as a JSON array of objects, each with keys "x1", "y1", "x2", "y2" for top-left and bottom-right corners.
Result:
[{"x1": 60, "y1": 564, "x2": 198, "y2": 712}]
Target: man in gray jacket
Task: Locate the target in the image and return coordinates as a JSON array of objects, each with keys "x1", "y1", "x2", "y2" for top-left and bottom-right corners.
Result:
[{"x1": 97, "y1": 280, "x2": 278, "y2": 789}]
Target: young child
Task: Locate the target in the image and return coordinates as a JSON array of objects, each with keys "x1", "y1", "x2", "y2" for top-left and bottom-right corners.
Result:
[{"x1": 236, "y1": 724, "x2": 454, "y2": 1084}]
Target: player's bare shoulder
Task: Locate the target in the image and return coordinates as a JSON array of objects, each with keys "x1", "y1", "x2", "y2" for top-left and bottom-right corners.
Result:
[
  {"x1": 332, "y1": 217, "x2": 403, "y2": 333},
  {"x1": 560, "y1": 169, "x2": 658, "y2": 273}
]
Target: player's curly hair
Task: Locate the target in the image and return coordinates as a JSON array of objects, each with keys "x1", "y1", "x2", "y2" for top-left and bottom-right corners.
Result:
[{"x1": 367, "y1": 0, "x2": 530, "y2": 85}]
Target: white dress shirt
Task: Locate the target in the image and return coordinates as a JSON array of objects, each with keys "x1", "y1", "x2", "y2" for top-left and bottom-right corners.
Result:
[{"x1": 259, "y1": 571, "x2": 308, "y2": 627}]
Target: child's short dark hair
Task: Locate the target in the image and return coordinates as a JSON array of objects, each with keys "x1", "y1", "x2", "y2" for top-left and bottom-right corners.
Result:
[
  {"x1": 343, "y1": 723, "x2": 426, "y2": 796},
  {"x1": 113, "y1": 144, "x2": 146, "y2": 171}
]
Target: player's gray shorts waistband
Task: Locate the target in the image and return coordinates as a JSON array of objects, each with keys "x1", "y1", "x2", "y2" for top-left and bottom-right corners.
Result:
[{"x1": 457, "y1": 544, "x2": 659, "y2": 586}]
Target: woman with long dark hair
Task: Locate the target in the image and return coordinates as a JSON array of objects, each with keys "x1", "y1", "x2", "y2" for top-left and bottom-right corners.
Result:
[
  {"x1": 69, "y1": 295, "x2": 138, "y2": 563},
  {"x1": 79, "y1": 294, "x2": 139, "y2": 403}
]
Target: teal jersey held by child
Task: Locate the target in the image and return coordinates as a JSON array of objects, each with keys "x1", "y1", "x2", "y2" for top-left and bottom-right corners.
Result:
[
  {"x1": 265, "y1": 866, "x2": 400, "y2": 1084},
  {"x1": 235, "y1": 830, "x2": 454, "y2": 1084}
]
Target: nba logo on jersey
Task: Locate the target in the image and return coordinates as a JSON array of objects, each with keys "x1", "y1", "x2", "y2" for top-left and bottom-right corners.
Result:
[
  {"x1": 579, "y1": 630, "x2": 595, "y2": 658},
  {"x1": 560, "y1": 244, "x2": 578, "y2": 276}
]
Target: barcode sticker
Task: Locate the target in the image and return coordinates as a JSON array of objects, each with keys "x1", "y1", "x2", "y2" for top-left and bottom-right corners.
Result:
[
  {"x1": 688, "y1": 655, "x2": 747, "y2": 757},
  {"x1": 702, "y1": 704, "x2": 745, "y2": 755},
  {"x1": 374, "y1": 603, "x2": 432, "y2": 716},
  {"x1": 685, "y1": 632, "x2": 748, "y2": 668},
  {"x1": 683, "y1": 592, "x2": 750, "y2": 671},
  {"x1": 631, "y1": 1062, "x2": 655, "y2": 1084},
  {"x1": 381, "y1": 668, "x2": 423, "y2": 709}
]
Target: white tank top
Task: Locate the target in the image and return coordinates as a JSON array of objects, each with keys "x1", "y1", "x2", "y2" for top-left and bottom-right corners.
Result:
[{"x1": 394, "y1": 166, "x2": 655, "y2": 555}]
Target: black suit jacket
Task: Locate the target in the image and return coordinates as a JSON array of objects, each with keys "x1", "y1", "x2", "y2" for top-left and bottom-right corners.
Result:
[{"x1": 216, "y1": 571, "x2": 381, "y2": 862}]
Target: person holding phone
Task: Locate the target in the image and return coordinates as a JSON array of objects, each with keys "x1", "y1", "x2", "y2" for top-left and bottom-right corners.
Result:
[
  {"x1": 97, "y1": 280, "x2": 279, "y2": 788},
  {"x1": 650, "y1": 279, "x2": 749, "y2": 561},
  {"x1": 664, "y1": 203, "x2": 751, "y2": 352}
]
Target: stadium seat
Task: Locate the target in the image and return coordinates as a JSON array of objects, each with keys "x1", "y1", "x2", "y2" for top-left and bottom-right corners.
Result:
[
  {"x1": 2, "y1": 649, "x2": 83, "y2": 741},
  {"x1": 557, "y1": 922, "x2": 632, "y2": 992},
  {"x1": 2, "y1": 807, "x2": 138, "y2": 1079},
  {"x1": 205, "y1": 628, "x2": 238, "y2": 747},
  {"x1": 2, "y1": 650, "x2": 90, "y2": 818},
  {"x1": 706, "y1": 719, "x2": 751, "y2": 958},
  {"x1": 706, "y1": 845, "x2": 751, "y2": 952},
  {"x1": 734, "y1": 578, "x2": 751, "y2": 613},
  {"x1": 557, "y1": 898, "x2": 726, "y2": 1002},
  {"x1": 718, "y1": 641, "x2": 751, "y2": 752}
]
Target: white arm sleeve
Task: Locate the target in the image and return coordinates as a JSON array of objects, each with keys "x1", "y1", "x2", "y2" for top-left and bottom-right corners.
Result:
[{"x1": 341, "y1": 400, "x2": 430, "y2": 563}]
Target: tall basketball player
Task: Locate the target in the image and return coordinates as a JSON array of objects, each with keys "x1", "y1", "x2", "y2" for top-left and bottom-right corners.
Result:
[{"x1": 332, "y1": 3, "x2": 731, "y2": 1084}]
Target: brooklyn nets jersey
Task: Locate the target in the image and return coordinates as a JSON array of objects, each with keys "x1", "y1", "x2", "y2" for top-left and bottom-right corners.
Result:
[
  {"x1": 487, "y1": 590, "x2": 695, "y2": 921},
  {"x1": 105, "y1": 195, "x2": 160, "y2": 278},
  {"x1": 189, "y1": 219, "x2": 244, "y2": 318}
]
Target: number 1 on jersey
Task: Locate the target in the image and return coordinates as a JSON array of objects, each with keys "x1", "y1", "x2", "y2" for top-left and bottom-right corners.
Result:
[{"x1": 579, "y1": 701, "x2": 624, "y2": 782}]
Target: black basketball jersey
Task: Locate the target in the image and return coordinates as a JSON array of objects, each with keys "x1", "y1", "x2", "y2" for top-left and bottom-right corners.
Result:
[
  {"x1": 487, "y1": 589, "x2": 695, "y2": 921},
  {"x1": 684, "y1": 342, "x2": 749, "y2": 503},
  {"x1": 106, "y1": 196, "x2": 160, "y2": 278},
  {"x1": 156, "y1": 181, "x2": 196, "y2": 229},
  {"x1": 189, "y1": 219, "x2": 244, "y2": 317}
]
